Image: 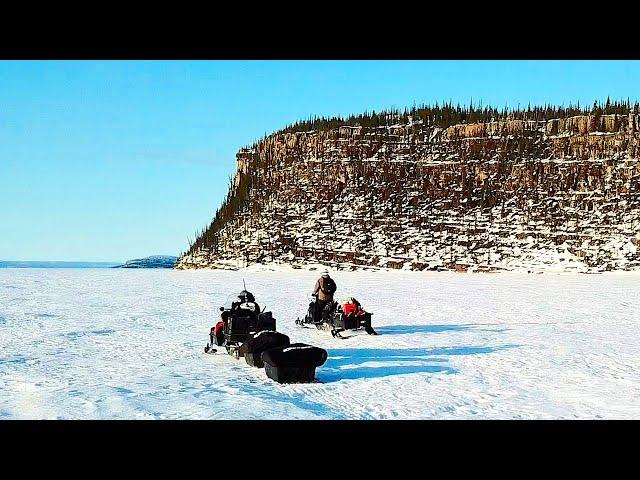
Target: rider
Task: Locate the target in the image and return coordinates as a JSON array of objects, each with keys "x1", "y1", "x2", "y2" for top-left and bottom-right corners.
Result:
[
  {"x1": 209, "y1": 290, "x2": 260, "y2": 347},
  {"x1": 311, "y1": 269, "x2": 337, "y2": 322},
  {"x1": 231, "y1": 290, "x2": 260, "y2": 318}
]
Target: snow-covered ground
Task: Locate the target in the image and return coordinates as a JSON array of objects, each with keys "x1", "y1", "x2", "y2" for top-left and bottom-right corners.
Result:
[{"x1": 1, "y1": 268, "x2": 639, "y2": 419}]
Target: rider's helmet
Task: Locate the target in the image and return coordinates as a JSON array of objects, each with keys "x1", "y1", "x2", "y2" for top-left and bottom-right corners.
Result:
[{"x1": 238, "y1": 290, "x2": 255, "y2": 303}]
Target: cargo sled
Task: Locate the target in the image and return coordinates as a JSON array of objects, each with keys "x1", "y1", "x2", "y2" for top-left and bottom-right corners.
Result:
[
  {"x1": 238, "y1": 331, "x2": 290, "y2": 368},
  {"x1": 295, "y1": 296, "x2": 378, "y2": 337},
  {"x1": 261, "y1": 343, "x2": 327, "y2": 383}
]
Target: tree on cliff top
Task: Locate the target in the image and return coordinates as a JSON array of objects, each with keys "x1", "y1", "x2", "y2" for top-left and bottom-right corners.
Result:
[{"x1": 276, "y1": 99, "x2": 634, "y2": 137}]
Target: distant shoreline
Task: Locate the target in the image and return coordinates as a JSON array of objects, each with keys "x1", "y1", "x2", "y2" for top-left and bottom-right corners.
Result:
[{"x1": 0, "y1": 261, "x2": 121, "y2": 269}]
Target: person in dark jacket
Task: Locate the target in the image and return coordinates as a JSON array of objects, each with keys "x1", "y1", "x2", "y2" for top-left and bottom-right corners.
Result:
[
  {"x1": 210, "y1": 290, "x2": 260, "y2": 347},
  {"x1": 231, "y1": 290, "x2": 260, "y2": 318},
  {"x1": 311, "y1": 269, "x2": 336, "y2": 322}
]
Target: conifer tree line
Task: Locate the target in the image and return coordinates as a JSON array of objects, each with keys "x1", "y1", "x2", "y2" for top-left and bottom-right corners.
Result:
[
  {"x1": 186, "y1": 173, "x2": 251, "y2": 255},
  {"x1": 278, "y1": 98, "x2": 638, "y2": 135},
  {"x1": 182, "y1": 98, "x2": 639, "y2": 257}
]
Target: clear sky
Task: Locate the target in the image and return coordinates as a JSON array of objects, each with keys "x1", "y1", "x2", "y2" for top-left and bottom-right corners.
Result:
[{"x1": 1, "y1": 60, "x2": 639, "y2": 262}]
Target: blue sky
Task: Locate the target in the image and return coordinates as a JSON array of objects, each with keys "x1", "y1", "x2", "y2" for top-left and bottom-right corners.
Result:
[{"x1": 1, "y1": 60, "x2": 639, "y2": 261}]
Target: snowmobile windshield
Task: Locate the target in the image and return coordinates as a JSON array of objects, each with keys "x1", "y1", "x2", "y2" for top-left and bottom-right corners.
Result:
[
  {"x1": 341, "y1": 296, "x2": 357, "y2": 304},
  {"x1": 220, "y1": 291, "x2": 236, "y2": 310}
]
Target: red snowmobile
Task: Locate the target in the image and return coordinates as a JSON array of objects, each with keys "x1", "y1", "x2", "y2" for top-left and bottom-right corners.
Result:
[{"x1": 295, "y1": 296, "x2": 378, "y2": 338}]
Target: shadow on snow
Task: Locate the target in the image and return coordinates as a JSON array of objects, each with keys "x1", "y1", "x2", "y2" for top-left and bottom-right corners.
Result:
[
  {"x1": 375, "y1": 324, "x2": 473, "y2": 335},
  {"x1": 375, "y1": 324, "x2": 509, "y2": 335},
  {"x1": 317, "y1": 344, "x2": 518, "y2": 383}
]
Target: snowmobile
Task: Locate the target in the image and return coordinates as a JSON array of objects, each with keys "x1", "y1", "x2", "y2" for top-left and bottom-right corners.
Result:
[
  {"x1": 204, "y1": 289, "x2": 277, "y2": 358},
  {"x1": 295, "y1": 295, "x2": 378, "y2": 338}
]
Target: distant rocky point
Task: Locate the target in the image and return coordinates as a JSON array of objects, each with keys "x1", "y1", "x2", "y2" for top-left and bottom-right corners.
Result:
[{"x1": 114, "y1": 256, "x2": 178, "y2": 269}]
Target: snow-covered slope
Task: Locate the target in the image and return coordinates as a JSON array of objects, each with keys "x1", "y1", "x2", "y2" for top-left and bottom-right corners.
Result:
[{"x1": 2, "y1": 268, "x2": 639, "y2": 419}]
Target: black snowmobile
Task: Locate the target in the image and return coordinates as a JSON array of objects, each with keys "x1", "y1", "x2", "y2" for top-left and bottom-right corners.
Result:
[
  {"x1": 204, "y1": 289, "x2": 277, "y2": 358},
  {"x1": 295, "y1": 295, "x2": 378, "y2": 338}
]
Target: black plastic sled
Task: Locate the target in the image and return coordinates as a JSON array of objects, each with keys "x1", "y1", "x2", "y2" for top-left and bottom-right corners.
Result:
[
  {"x1": 238, "y1": 331, "x2": 290, "y2": 368},
  {"x1": 261, "y1": 343, "x2": 327, "y2": 384},
  {"x1": 295, "y1": 297, "x2": 378, "y2": 338}
]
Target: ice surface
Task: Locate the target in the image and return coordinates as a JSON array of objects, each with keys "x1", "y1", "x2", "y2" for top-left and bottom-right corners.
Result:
[{"x1": 1, "y1": 268, "x2": 639, "y2": 419}]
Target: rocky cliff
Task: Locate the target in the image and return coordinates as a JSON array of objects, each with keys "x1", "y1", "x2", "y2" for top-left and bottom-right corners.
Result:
[{"x1": 177, "y1": 110, "x2": 640, "y2": 272}]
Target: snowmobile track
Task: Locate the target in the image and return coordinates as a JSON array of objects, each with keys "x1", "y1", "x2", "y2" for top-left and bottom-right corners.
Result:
[{"x1": 282, "y1": 381, "x2": 378, "y2": 419}]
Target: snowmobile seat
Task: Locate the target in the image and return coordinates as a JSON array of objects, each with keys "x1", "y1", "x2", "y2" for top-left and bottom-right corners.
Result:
[
  {"x1": 261, "y1": 343, "x2": 327, "y2": 384},
  {"x1": 342, "y1": 312, "x2": 358, "y2": 330},
  {"x1": 239, "y1": 331, "x2": 290, "y2": 368},
  {"x1": 327, "y1": 302, "x2": 340, "y2": 323},
  {"x1": 226, "y1": 315, "x2": 251, "y2": 344},
  {"x1": 256, "y1": 311, "x2": 276, "y2": 332},
  {"x1": 306, "y1": 299, "x2": 336, "y2": 324}
]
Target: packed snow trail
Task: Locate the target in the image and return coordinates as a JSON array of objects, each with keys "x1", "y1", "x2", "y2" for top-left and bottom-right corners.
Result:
[{"x1": 1, "y1": 268, "x2": 639, "y2": 419}]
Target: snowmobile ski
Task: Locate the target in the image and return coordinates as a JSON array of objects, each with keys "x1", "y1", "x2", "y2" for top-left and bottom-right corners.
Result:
[{"x1": 364, "y1": 325, "x2": 379, "y2": 335}]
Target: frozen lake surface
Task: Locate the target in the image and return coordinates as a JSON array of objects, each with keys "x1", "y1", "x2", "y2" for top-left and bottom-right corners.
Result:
[{"x1": 1, "y1": 268, "x2": 639, "y2": 419}]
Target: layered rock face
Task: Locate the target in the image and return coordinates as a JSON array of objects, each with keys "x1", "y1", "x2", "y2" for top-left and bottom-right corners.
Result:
[{"x1": 177, "y1": 113, "x2": 640, "y2": 272}]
